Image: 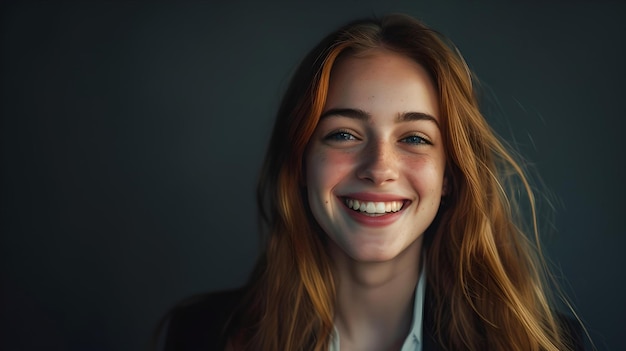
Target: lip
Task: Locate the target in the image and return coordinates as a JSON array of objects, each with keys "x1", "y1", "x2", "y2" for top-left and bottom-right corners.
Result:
[
  {"x1": 341, "y1": 192, "x2": 409, "y2": 202},
  {"x1": 338, "y1": 192, "x2": 411, "y2": 227}
]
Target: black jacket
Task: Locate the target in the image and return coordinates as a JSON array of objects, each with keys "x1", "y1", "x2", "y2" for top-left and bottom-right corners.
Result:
[{"x1": 162, "y1": 287, "x2": 584, "y2": 351}]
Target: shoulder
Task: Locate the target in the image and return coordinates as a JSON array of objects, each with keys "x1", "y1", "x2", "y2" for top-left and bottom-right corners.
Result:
[
  {"x1": 557, "y1": 312, "x2": 586, "y2": 351},
  {"x1": 162, "y1": 287, "x2": 247, "y2": 351},
  {"x1": 422, "y1": 288, "x2": 587, "y2": 350}
]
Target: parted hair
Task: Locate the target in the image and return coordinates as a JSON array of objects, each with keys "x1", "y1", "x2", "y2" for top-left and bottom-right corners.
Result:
[{"x1": 228, "y1": 14, "x2": 580, "y2": 351}]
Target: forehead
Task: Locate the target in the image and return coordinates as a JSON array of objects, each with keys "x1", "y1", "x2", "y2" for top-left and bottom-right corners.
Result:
[{"x1": 325, "y1": 48, "x2": 440, "y2": 121}]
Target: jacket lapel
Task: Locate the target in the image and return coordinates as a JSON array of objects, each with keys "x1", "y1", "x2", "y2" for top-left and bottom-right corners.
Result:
[{"x1": 421, "y1": 287, "x2": 444, "y2": 351}]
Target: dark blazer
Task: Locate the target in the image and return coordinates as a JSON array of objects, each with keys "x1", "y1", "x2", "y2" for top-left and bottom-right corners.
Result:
[{"x1": 162, "y1": 287, "x2": 584, "y2": 351}]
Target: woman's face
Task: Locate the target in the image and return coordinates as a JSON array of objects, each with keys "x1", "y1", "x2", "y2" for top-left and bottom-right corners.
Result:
[{"x1": 305, "y1": 49, "x2": 446, "y2": 262}]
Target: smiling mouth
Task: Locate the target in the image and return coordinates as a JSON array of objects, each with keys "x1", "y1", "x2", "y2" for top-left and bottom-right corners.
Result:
[{"x1": 343, "y1": 197, "x2": 407, "y2": 216}]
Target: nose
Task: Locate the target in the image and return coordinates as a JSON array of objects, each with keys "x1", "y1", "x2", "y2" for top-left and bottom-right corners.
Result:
[{"x1": 356, "y1": 140, "x2": 399, "y2": 185}]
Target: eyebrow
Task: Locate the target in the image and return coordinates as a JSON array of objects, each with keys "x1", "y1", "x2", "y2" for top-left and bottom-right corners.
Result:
[{"x1": 320, "y1": 108, "x2": 440, "y2": 128}]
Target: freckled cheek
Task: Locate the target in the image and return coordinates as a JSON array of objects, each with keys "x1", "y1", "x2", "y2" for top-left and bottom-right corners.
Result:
[
  {"x1": 307, "y1": 150, "x2": 356, "y2": 204},
  {"x1": 404, "y1": 158, "x2": 445, "y2": 195}
]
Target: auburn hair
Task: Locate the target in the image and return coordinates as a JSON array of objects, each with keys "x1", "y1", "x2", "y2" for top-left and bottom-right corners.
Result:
[{"x1": 228, "y1": 14, "x2": 580, "y2": 351}]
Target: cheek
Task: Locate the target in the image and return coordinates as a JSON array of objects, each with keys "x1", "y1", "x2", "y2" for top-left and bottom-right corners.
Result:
[
  {"x1": 306, "y1": 149, "x2": 355, "y2": 197},
  {"x1": 403, "y1": 156, "x2": 446, "y2": 194}
]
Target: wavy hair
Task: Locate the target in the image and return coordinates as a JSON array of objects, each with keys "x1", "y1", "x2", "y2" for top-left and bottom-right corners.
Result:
[{"x1": 228, "y1": 14, "x2": 580, "y2": 351}]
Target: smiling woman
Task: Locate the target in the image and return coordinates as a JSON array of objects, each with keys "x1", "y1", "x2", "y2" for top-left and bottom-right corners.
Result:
[
  {"x1": 160, "y1": 14, "x2": 587, "y2": 351},
  {"x1": 306, "y1": 49, "x2": 444, "y2": 264}
]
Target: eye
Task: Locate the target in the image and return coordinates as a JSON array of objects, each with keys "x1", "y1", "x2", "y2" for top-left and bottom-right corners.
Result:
[
  {"x1": 400, "y1": 134, "x2": 431, "y2": 145},
  {"x1": 324, "y1": 130, "x2": 358, "y2": 142}
]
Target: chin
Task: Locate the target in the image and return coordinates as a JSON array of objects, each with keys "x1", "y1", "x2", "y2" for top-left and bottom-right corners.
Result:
[{"x1": 348, "y1": 247, "x2": 403, "y2": 263}]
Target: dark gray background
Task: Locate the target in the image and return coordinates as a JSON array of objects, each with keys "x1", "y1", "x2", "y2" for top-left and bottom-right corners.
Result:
[{"x1": 1, "y1": 1, "x2": 624, "y2": 350}]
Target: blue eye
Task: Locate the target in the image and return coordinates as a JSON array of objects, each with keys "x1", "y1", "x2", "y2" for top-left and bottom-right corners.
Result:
[
  {"x1": 325, "y1": 131, "x2": 357, "y2": 141},
  {"x1": 401, "y1": 135, "x2": 430, "y2": 145}
]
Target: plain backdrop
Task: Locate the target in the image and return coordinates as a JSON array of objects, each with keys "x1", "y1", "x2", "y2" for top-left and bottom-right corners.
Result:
[{"x1": 1, "y1": 1, "x2": 624, "y2": 350}]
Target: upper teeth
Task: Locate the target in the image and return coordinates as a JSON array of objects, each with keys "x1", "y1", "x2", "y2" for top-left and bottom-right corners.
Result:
[{"x1": 345, "y1": 198, "x2": 404, "y2": 214}]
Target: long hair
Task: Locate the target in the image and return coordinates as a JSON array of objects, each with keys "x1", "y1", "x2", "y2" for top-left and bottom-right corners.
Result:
[{"x1": 229, "y1": 14, "x2": 579, "y2": 351}]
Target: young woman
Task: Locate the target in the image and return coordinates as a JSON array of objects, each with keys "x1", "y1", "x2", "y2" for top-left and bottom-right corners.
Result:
[{"x1": 162, "y1": 14, "x2": 585, "y2": 351}]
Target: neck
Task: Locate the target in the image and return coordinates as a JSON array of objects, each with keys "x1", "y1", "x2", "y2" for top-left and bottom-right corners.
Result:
[{"x1": 330, "y1": 237, "x2": 423, "y2": 351}]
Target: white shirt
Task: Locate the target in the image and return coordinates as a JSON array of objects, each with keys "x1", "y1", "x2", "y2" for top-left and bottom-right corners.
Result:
[{"x1": 328, "y1": 265, "x2": 426, "y2": 351}]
